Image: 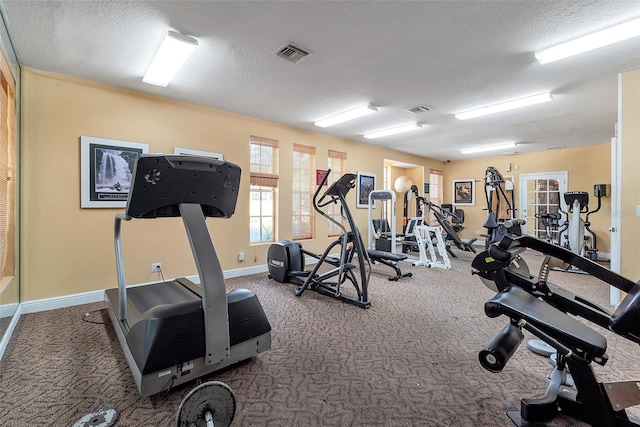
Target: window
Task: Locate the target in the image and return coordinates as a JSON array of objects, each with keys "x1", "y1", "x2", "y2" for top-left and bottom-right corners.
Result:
[
  {"x1": 292, "y1": 144, "x2": 315, "y2": 240},
  {"x1": 428, "y1": 169, "x2": 443, "y2": 226},
  {"x1": 249, "y1": 136, "x2": 279, "y2": 243},
  {"x1": 0, "y1": 51, "x2": 15, "y2": 282},
  {"x1": 327, "y1": 150, "x2": 347, "y2": 236}
]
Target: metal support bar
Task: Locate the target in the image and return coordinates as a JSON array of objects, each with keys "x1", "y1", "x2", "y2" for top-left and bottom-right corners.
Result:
[
  {"x1": 114, "y1": 213, "x2": 132, "y2": 321},
  {"x1": 179, "y1": 203, "x2": 230, "y2": 366}
]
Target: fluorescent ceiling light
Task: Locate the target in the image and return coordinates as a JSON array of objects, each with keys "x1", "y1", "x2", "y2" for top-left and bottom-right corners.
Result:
[
  {"x1": 315, "y1": 105, "x2": 378, "y2": 128},
  {"x1": 535, "y1": 17, "x2": 640, "y2": 65},
  {"x1": 460, "y1": 142, "x2": 517, "y2": 154},
  {"x1": 143, "y1": 31, "x2": 198, "y2": 87},
  {"x1": 455, "y1": 93, "x2": 553, "y2": 120},
  {"x1": 364, "y1": 123, "x2": 422, "y2": 139}
]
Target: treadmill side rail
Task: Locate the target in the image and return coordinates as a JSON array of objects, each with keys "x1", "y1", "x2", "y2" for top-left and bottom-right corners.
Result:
[{"x1": 114, "y1": 213, "x2": 132, "y2": 321}]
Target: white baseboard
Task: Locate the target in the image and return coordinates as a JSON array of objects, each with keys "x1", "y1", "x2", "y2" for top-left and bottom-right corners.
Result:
[
  {"x1": 18, "y1": 264, "x2": 271, "y2": 315},
  {"x1": 1, "y1": 264, "x2": 272, "y2": 360},
  {"x1": 20, "y1": 289, "x2": 105, "y2": 314},
  {"x1": 0, "y1": 302, "x2": 19, "y2": 318},
  {"x1": 0, "y1": 304, "x2": 22, "y2": 360}
]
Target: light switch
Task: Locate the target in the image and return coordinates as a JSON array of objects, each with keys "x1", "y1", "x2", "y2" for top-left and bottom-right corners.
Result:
[{"x1": 636, "y1": 205, "x2": 640, "y2": 218}]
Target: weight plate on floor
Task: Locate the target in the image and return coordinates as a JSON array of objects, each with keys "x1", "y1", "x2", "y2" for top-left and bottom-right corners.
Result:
[
  {"x1": 176, "y1": 381, "x2": 236, "y2": 427},
  {"x1": 73, "y1": 409, "x2": 118, "y2": 427}
]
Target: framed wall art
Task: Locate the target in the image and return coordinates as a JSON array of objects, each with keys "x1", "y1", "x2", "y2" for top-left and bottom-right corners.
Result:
[
  {"x1": 452, "y1": 179, "x2": 475, "y2": 206},
  {"x1": 80, "y1": 136, "x2": 149, "y2": 208},
  {"x1": 356, "y1": 171, "x2": 376, "y2": 208},
  {"x1": 173, "y1": 147, "x2": 223, "y2": 160}
]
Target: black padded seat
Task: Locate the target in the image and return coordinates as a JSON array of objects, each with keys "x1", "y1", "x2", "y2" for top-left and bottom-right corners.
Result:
[
  {"x1": 485, "y1": 286, "x2": 607, "y2": 360},
  {"x1": 367, "y1": 250, "x2": 411, "y2": 281},
  {"x1": 368, "y1": 249, "x2": 407, "y2": 262}
]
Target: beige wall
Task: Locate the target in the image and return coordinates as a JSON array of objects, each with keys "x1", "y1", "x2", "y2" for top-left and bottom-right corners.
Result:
[
  {"x1": 620, "y1": 69, "x2": 640, "y2": 280},
  {"x1": 21, "y1": 67, "x2": 638, "y2": 301},
  {"x1": 21, "y1": 68, "x2": 443, "y2": 301},
  {"x1": 443, "y1": 144, "x2": 613, "y2": 253}
]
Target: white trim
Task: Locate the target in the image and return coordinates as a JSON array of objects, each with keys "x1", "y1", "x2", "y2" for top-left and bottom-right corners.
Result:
[
  {"x1": 518, "y1": 171, "x2": 568, "y2": 237},
  {"x1": 20, "y1": 289, "x2": 105, "y2": 314},
  {"x1": 19, "y1": 264, "x2": 273, "y2": 314},
  {"x1": 609, "y1": 74, "x2": 624, "y2": 306},
  {"x1": 186, "y1": 264, "x2": 270, "y2": 284},
  {"x1": 0, "y1": 304, "x2": 22, "y2": 360},
  {"x1": 173, "y1": 147, "x2": 223, "y2": 160},
  {"x1": 0, "y1": 263, "x2": 292, "y2": 359},
  {"x1": 0, "y1": 302, "x2": 19, "y2": 318}
]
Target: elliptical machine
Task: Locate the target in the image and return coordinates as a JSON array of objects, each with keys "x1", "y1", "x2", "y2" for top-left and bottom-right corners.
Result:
[
  {"x1": 267, "y1": 171, "x2": 372, "y2": 308},
  {"x1": 557, "y1": 184, "x2": 607, "y2": 261}
]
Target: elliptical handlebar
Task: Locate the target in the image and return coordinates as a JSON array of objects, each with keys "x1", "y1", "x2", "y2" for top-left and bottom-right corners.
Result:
[{"x1": 315, "y1": 169, "x2": 335, "y2": 209}]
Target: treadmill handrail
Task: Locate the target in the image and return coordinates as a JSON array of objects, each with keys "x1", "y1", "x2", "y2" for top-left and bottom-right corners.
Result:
[{"x1": 114, "y1": 212, "x2": 132, "y2": 321}]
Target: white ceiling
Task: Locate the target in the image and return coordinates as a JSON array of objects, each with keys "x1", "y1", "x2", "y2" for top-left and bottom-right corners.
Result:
[{"x1": 1, "y1": 1, "x2": 638, "y2": 161}]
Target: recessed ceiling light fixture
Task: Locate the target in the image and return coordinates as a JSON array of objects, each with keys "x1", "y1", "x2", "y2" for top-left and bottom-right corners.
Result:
[
  {"x1": 314, "y1": 105, "x2": 378, "y2": 128},
  {"x1": 535, "y1": 17, "x2": 640, "y2": 65},
  {"x1": 143, "y1": 30, "x2": 198, "y2": 87},
  {"x1": 460, "y1": 142, "x2": 518, "y2": 154},
  {"x1": 364, "y1": 123, "x2": 422, "y2": 139},
  {"x1": 455, "y1": 92, "x2": 553, "y2": 120}
]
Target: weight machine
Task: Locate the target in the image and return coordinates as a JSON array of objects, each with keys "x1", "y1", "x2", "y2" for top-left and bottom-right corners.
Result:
[
  {"x1": 482, "y1": 166, "x2": 524, "y2": 248},
  {"x1": 472, "y1": 234, "x2": 640, "y2": 426},
  {"x1": 366, "y1": 189, "x2": 412, "y2": 280}
]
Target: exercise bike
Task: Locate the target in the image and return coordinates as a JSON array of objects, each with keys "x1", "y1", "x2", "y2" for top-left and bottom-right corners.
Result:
[
  {"x1": 534, "y1": 211, "x2": 561, "y2": 244},
  {"x1": 267, "y1": 171, "x2": 372, "y2": 308},
  {"x1": 472, "y1": 234, "x2": 640, "y2": 426}
]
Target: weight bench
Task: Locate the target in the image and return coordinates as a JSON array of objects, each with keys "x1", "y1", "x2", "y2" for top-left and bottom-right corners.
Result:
[
  {"x1": 367, "y1": 249, "x2": 412, "y2": 281},
  {"x1": 432, "y1": 210, "x2": 477, "y2": 257}
]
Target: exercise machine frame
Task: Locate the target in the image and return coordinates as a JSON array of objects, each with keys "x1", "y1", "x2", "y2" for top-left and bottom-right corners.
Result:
[
  {"x1": 482, "y1": 166, "x2": 524, "y2": 249},
  {"x1": 268, "y1": 171, "x2": 372, "y2": 308},
  {"x1": 472, "y1": 234, "x2": 640, "y2": 426}
]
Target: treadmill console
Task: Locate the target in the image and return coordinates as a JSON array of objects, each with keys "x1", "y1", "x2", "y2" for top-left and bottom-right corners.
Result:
[{"x1": 125, "y1": 154, "x2": 241, "y2": 219}]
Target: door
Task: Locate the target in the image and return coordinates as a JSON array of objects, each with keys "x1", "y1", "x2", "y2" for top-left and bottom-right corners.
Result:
[
  {"x1": 610, "y1": 135, "x2": 621, "y2": 305},
  {"x1": 519, "y1": 172, "x2": 568, "y2": 240}
]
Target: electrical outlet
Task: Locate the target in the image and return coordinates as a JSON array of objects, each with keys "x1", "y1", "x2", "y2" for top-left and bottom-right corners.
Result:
[
  {"x1": 151, "y1": 263, "x2": 162, "y2": 272},
  {"x1": 238, "y1": 252, "x2": 245, "y2": 262}
]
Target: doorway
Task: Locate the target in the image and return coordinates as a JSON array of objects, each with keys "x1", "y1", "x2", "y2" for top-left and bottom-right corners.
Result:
[{"x1": 519, "y1": 172, "x2": 568, "y2": 240}]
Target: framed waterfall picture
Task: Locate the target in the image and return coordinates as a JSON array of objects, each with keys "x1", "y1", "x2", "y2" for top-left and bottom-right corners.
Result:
[{"x1": 80, "y1": 136, "x2": 149, "y2": 208}]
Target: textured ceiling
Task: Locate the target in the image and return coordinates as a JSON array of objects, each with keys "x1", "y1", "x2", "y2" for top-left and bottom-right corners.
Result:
[{"x1": 1, "y1": 1, "x2": 639, "y2": 161}]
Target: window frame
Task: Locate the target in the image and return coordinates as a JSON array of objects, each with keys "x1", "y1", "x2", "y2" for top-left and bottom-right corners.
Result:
[
  {"x1": 249, "y1": 136, "x2": 279, "y2": 244},
  {"x1": 292, "y1": 143, "x2": 316, "y2": 240}
]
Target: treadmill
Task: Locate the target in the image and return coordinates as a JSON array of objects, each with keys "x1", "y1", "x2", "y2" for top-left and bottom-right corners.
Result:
[{"x1": 104, "y1": 154, "x2": 272, "y2": 397}]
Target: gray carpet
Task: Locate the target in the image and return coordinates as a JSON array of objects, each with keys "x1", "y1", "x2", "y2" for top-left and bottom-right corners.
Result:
[{"x1": 1, "y1": 248, "x2": 638, "y2": 426}]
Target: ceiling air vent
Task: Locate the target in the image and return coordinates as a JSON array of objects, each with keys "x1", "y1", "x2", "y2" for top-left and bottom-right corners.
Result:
[
  {"x1": 546, "y1": 145, "x2": 567, "y2": 150},
  {"x1": 408, "y1": 105, "x2": 431, "y2": 114},
  {"x1": 274, "y1": 42, "x2": 310, "y2": 64}
]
